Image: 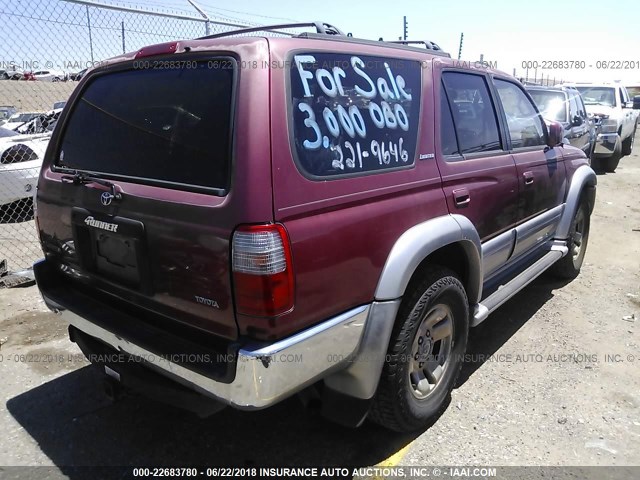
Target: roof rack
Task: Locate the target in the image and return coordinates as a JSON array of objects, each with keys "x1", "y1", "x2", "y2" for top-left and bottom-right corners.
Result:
[
  {"x1": 196, "y1": 21, "x2": 450, "y2": 57},
  {"x1": 387, "y1": 40, "x2": 445, "y2": 52},
  {"x1": 198, "y1": 21, "x2": 344, "y2": 40}
]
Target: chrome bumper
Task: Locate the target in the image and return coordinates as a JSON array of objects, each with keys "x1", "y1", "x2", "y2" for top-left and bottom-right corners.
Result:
[
  {"x1": 593, "y1": 132, "x2": 621, "y2": 156},
  {"x1": 62, "y1": 304, "x2": 370, "y2": 410}
]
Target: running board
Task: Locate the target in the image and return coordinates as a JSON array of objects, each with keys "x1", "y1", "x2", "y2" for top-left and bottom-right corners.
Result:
[{"x1": 472, "y1": 244, "x2": 568, "y2": 327}]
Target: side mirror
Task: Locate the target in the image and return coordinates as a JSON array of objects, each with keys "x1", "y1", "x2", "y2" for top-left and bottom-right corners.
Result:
[
  {"x1": 546, "y1": 121, "x2": 564, "y2": 148},
  {"x1": 634, "y1": 95, "x2": 640, "y2": 110},
  {"x1": 572, "y1": 115, "x2": 583, "y2": 127}
]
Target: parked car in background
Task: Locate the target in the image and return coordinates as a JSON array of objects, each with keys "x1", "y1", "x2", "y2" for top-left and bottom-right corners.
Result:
[
  {"x1": 2, "y1": 112, "x2": 41, "y2": 131},
  {"x1": 565, "y1": 82, "x2": 640, "y2": 172},
  {"x1": 527, "y1": 85, "x2": 596, "y2": 159},
  {"x1": 1, "y1": 67, "x2": 25, "y2": 80},
  {"x1": 0, "y1": 106, "x2": 17, "y2": 121},
  {"x1": 15, "y1": 109, "x2": 62, "y2": 135},
  {"x1": 0, "y1": 127, "x2": 50, "y2": 210},
  {"x1": 32, "y1": 70, "x2": 65, "y2": 82},
  {"x1": 34, "y1": 23, "x2": 596, "y2": 433},
  {"x1": 626, "y1": 83, "x2": 640, "y2": 100},
  {"x1": 69, "y1": 69, "x2": 87, "y2": 81}
]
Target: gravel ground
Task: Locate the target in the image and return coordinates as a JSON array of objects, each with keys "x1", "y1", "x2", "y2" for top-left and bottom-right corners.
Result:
[
  {"x1": 0, "y1": 81, "x2": 77, "y2": 113},
  {"x1": 0, "y1": 144, "x2": 639, "y2": 474}
]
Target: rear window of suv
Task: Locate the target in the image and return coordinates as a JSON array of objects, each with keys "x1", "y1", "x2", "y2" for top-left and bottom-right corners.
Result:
[
  {"x1": 56, "y1": 58, "x2": 235, "y2": 193},
  {"x1": 290, "y1": 52, "x2": 422, "y2": 178}
]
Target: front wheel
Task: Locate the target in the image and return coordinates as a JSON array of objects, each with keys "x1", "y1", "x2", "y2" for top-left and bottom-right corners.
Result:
[
  {"x1": 369, "y1": 267, "x2": 469, "y2": 432},
  {"x1": 622, "y1": 127, "x2": 636, "y2": 156},
  {"x1": 551, "y1": 198, "x2": 591, "y2": 279},
  {"x1": 601, "y1": 141, "x2": 622, "y2": 172}
]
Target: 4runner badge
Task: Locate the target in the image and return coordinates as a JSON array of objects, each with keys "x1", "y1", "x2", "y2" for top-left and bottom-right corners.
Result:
[{"x1": 84, "y1": 216, "x2": 119, "y2": 233}]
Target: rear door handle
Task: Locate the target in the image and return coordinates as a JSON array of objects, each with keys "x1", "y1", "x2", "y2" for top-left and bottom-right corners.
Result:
[
  {"x1": 453, "y1": 188, "x2": 470, "y2": 207},
  {"x1": 523, "y1": 171, "x2": 534, "y2": 185}
]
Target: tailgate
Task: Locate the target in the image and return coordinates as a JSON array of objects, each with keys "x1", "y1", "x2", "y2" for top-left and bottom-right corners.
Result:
[{"x1": 36, "y1": 42, "x2": 272, "y2": 341}]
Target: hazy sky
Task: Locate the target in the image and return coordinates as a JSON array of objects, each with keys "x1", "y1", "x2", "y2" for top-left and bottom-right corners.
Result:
[
  {"x1": 185, "y1": 0, "x2": 640, "y2": 84},
  {"x1": 2, "y1": 0, "x2": 639, "y2": 84}
]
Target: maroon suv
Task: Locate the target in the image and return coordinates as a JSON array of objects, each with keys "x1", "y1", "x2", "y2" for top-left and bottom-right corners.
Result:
[{"x1": 34, "y1": 22, "x2": 596, "y2": 432}]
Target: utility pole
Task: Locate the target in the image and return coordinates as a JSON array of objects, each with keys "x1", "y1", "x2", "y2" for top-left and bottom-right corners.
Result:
[
  {"x1": 186, "y1": 0, "x2": 211, "y2": 36},
  {"x1": 121, "y1": 21, "x2": 126, "y2": 54},
  {"x1": 86, "y1": 5, "x2": 94, "y2": 64},
  {"x1": 403, "y1": 16, "x2": 408, "y2": 41},
  {"x1": 457, "y1": 32, "x2": 464, "y2": 60}
]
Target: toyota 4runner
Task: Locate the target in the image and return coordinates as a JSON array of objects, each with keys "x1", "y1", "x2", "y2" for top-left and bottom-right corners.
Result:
[{"x1": 34, "y1": 22, "x2": 596, "y2": 432}]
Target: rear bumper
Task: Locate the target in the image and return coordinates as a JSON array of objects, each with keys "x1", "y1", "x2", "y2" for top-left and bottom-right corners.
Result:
[
  {"x1": 61, "y1": 302, "x2": 369, "y2": 409},
  {"x1": 34, "y1": 259, "x2": 371, "y2": 409},
  {"x1": 593, "y1": 132, "x2": 621, "y2": 156}
]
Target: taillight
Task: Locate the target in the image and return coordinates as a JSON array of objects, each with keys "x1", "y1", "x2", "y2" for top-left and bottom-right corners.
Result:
[{"x1": 232, "y1": 224, "x2": 294, "y2": 317}]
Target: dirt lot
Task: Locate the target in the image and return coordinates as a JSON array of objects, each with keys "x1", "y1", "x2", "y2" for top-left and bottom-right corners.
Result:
[
  {"x1": 0, "y1": 81, "x2": 77, "y2": 113},
  {"x1": 0, "y1": 144, "x2": 639, "y2": 474}
]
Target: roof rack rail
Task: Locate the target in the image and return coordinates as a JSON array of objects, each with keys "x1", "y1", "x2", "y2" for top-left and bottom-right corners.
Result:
[
  {"x1": 198, "y1": 21, "x2": 344, "y2": 40},
  {"x1": 387, "y1": 40, "x2": 445, "y2": 52}
]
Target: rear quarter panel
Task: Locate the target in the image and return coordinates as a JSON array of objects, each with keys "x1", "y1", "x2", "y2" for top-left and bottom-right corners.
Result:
[{"x1": 251, "y1": 39, "x2": 448, "y2": 340}]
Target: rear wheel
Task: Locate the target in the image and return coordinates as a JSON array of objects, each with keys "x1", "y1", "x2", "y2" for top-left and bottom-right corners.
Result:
[
  {"x1": 551, "y1": 198, "x2": 590, "y2": 279},
  {"x1": 369, "y1": 267, "x2": 469, "y2": 432}
]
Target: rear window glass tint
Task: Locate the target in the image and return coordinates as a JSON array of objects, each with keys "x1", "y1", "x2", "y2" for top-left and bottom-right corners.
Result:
[
  {"x1": 56, "y1": 58, "x2": 235, "y2": 192},
  {"x1": 290, "y1": 53, "x2": 422, "y2": 178}
]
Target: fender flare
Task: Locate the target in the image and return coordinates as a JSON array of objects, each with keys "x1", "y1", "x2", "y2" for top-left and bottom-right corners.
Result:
[
  {"x1": 555, "y1": 165, "x2": 597, "y2": 240},
  {"x1": 374, "y1": 214, "x2": 483, "y2": 305},
  {"x1": 325, "y1": 215, "x2": 482, "y2": 401}
]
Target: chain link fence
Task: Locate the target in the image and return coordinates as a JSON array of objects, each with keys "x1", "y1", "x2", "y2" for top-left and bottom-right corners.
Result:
[{"x1": 0, "y1": 0, "x2": 301, "y2": 277}]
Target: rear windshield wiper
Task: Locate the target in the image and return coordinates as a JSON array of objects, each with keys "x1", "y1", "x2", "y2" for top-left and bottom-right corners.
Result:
[{"x1": 61, "y1": 172, "x2": 122, "y2": 200}]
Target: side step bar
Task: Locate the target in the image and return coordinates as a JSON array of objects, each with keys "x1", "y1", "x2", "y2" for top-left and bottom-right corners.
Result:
[{"x1": 472, "y1": 244, "x2": 568, "y2": 327}]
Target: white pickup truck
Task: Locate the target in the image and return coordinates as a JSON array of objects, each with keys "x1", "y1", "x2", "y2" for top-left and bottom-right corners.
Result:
[{"x1": 565, "y1": 83, "x2": 639, "y2": 172}]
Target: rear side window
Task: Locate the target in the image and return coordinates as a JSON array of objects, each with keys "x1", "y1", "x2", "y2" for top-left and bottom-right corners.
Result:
[
  {"x1": 494, "y1": 79, "x2": 546, "y2": 149},
  {"x1": 441, "y1": 72, "x2": 502, "y2": 154},
  {"x1": 290, "y1": 53, "x2": 422, "y2": 178},
  {"x1": 439, "y1": 84, "x2": 459, "y2": 156},
  {"x1": 56, "y1": 58, "x2": 235, "y2": 193}
]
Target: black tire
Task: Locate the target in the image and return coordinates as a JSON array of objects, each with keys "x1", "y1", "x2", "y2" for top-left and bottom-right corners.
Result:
[
  {"x1": 587, "y1": 140, "x2": 596, "y2": 166},
  {"x1": 369, "y1": 267, "x2": 469, "y2": 432},
  {"x1": 551, "y1": 198, "x2": 590, "y2": 279},
  {"x1": 622, "y1": 127, "x2": 636, "y2": 156},
  {"x1": 602, "y1": 141, "x2": 622, "y2": 172}
]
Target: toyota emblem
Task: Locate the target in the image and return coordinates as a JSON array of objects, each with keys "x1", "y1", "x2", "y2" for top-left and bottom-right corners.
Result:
[{"x1": 100, "y1": 191, "x2": 114, "y2": 206}]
